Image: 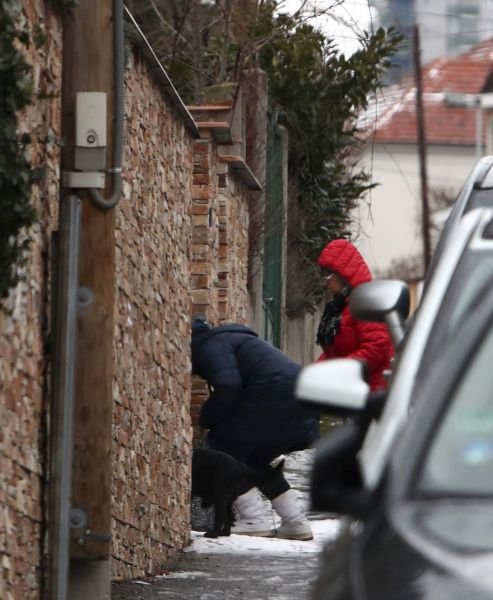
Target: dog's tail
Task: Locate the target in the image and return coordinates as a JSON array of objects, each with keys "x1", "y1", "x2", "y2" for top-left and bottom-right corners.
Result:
[{"x1": 241, "y1": 459, "x2": 285, "y2": 487}]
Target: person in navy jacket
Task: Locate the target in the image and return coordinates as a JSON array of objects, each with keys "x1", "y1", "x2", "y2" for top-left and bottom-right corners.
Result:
[{"x1": 191, "y1": 318, "x2": 319, "y2": 540}]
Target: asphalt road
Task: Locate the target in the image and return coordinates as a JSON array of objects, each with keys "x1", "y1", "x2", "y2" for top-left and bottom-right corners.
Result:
[
  {"x1": 112, "y1": 550, "x2": 321, "y2": 600},
  {"x1": 112, "y1": 450, "x2": 331, "y2": 600}
]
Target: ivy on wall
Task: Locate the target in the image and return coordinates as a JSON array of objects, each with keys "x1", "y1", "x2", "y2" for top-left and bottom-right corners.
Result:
[
  {"x1": 0, "y1": 0, "x2": 37, "y2": 304},
  {"x1": 0, "y1": 0, "x2": 77, "y2": 306}
]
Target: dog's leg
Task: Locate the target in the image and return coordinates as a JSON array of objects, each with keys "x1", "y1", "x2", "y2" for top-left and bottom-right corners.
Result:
[
  {"x1": 223, "y1": 495, "x2": 236, "y2": 536},
  {"x1": 205, "y1": 497, "x2": 230, "y2": 538}
]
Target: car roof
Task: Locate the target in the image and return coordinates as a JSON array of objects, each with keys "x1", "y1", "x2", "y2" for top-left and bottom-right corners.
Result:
[{"x1": 425, "y1": 156, "x2": 493, "y2": 290}]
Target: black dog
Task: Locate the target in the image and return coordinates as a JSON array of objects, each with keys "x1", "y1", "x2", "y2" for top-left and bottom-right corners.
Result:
[{"x1": 191, "y1": 448, "x2": 284, "y2": 538}]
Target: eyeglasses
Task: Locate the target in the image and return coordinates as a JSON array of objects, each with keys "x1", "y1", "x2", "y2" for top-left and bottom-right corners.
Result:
[{"x1": 320, "y1": 269, "x2": 335, "y2": 281}]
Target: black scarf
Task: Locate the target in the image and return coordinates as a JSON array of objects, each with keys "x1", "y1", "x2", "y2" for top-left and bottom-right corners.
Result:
[{"x1": 316, "y1": 284, "x2": 352, "y2": 347}]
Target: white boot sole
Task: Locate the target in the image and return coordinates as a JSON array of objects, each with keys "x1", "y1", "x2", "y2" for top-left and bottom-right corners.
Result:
[
  {"x1": 232, "y1": 529, "x2": 275, "y2": 538},
  {"x1": 275, "y1": 531, "x2": 314, "y2": 541}
]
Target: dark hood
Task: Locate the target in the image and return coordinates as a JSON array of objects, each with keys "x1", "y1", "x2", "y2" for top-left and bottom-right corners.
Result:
[{"x1": 191, "y1": 323, "x2": 258, "y2": 374}]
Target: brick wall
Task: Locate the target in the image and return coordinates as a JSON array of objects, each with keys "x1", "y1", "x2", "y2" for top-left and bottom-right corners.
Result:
[
  {"x1": 190, "y1": 125, "x2": 250, "y2": 441},
  {"x1": 191, "y1": 135, "x2": 221, "y2": 325},
  {"x1": 0, "y1": 2, "x2": 63, "y2": 598},
  {"x1": 191, "y1": 135, "x2": 249, "y2": 325}
]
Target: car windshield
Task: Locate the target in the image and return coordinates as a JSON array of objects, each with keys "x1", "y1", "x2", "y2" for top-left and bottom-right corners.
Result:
[
  {"x1": 423, "y1": 182, "x2": 493, "y2": 292},
  {"x1": 417, "y1": 320, "x2": 493, "y2": 496},
  {"x1": 418, "y1": 249, "x2": 493, "y2": 382}
]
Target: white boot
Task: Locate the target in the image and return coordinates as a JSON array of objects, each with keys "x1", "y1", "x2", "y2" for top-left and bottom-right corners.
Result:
[
  {"x1": 231, "y1": 488, "x2": 274, "y2": 537},
  {"x1": 271, "y1": 489, "x2": 313, "y2": 541}
]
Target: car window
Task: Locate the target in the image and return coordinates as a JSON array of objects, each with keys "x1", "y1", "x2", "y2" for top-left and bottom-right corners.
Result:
[
  {"x1": 359, "y1": 209, "x2": 493, "y2": 490},
  {"x1": 419, "y1": 254, "x2": 493, "y2": 372},
  {"x1": 384, "y1": 255, "x2": 493, "y2": 392},
  {"x1": 417, "y1": 321, "x2": 493, "y2": 496},
  {"x1": 423, "y1": 175, "x2": 493, "y2": 291}
]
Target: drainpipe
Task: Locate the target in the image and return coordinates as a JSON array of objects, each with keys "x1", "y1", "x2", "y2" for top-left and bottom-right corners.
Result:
[
  {"x1": 88, "y1": 0, "x2": 125, "y2": 210},
  {"x1": 476, "y1": 95, "x2": 483, "y2": 161},
  {"x1": 49, "y1": 195, "x2": 82, "y2": 600}
]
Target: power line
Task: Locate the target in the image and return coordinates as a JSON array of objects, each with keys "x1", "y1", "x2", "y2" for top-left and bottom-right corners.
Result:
[
  {"x1": 326, "y1": 28, "x2": 493, "y2": 41},
  {"x1": 347, "y1": 0, "x2": 493, "y2": 16},
  {"x1": 416, "y1": 8, "x2": 493, "y2": 21},
  {"x1": 418, "y1": 28, "x2": 493, "y2": 37},
  {"x1": 364, "y1": 1, "x2": 493, "y2": 21}
]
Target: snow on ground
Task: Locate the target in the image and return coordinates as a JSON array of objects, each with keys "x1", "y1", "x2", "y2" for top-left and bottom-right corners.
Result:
[
  {"x1": 188, "y1": 518, "x2": 340, "y2": 555},
  {"x1": 187, "y1": 448, "x2": 342, "y2": 555}
]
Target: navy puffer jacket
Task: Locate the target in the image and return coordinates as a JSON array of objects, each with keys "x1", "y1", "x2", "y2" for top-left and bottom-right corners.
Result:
[{"x1": 191, "y1": 324, "x2": 319, "y2": 448}]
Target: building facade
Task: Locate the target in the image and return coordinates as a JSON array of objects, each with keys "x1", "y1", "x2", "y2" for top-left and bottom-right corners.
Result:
[
  {"x1": 355, "y1": 38, "x2": 493, "y2": 277},
  {"x1": 371, "y1": 0, "x2": 493, "y2": 79}
]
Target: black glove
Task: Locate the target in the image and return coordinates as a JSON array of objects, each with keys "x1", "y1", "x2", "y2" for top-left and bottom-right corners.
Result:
[{"x1": 199, "y1": 387, "x2": 240, "y2": 428}]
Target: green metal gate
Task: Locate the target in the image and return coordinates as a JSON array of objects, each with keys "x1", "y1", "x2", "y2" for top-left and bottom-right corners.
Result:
[{"x1": 263, "y1": 114, "x2": 284, "y2": 347}]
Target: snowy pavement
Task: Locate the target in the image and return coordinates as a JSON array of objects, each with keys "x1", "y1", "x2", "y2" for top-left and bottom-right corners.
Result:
[
  {"x1": 188, "y1": 450, "x2": 340, "y2": 556},
  {"x1": 189, "y1": 517, "x2": 340, "y2": 556},
  {"x1": 112, "y1": 450, "x2": 341, "y2": 599}
]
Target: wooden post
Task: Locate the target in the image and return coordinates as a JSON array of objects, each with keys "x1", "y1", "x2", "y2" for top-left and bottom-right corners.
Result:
[
  {"x1": 60, "y1": 0, "x2": 115, "y2": 560},
  {"x1": 413, "y1": 25, "x2": 432, "y2": 274}
]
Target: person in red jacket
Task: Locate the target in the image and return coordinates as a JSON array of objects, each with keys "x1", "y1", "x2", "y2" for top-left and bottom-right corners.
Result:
[{"x1": 316, "y1": 239, "x2": 393, "y2": 390}]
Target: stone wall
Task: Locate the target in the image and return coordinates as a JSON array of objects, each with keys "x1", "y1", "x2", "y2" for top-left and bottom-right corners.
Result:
[
  {"x1": 1, "y1": 2, "x2": 258, "y2": 595},
  {"x1": 0, "y1": 2, "x2": 63, "y2": 599},
  {"x1": 1, "y1": 2, "x2": 197, "y2": 592},
  {"x1": 110, "y1": 45, "x2": 196, "y2": 580}
]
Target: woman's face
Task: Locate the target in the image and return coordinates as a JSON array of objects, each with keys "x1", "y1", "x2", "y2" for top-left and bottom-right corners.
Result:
[{"x1": 321, "y1": 270, "x2": 344, "y2": 295}]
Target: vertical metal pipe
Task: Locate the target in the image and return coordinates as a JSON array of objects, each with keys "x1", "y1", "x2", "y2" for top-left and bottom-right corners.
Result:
[
  {"x1": 413, "y1": 24, "x2": 431, "y2": 274},
  {"x1": 476, "y1": 96, "x2": 483, "y2": 160},
  {"x1": 49, "y1": 194, "x2": 82, "y2": 600}
]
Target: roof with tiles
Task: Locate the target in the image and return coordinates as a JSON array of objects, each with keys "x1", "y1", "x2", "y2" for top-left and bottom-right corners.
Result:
[{"x1": 361, "y1": 37, "x2": 493, "y2": 146}]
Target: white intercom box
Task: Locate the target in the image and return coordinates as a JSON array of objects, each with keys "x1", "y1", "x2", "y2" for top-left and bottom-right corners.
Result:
[
  {"x1": 74, "y1": 91, "x2": 107, "y2": 172},
  {"x1": 76, "y1": 92, "x2": 107, "y2": 148}
]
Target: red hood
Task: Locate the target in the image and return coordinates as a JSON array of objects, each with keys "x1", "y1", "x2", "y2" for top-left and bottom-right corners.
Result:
[{"x1": 317, "y1": 239, "x2": 372, "y2": 288}]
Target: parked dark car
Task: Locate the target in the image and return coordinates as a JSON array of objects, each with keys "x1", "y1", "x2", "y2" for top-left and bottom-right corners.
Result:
[{"x1": 298, "y1": 277, "x2": 493, "y2": 599}]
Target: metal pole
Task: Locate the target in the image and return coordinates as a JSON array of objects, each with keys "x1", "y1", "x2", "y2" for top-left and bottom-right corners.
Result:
[
  {"x1": 49, "y1": 194, "x2": 82, "y2": 600},
  {"x1": 413, "y1": 25, "x2": 432, "y2": 274},
  {"x1": 476, "y1": 96, "x2": 483, "y2": 160}
]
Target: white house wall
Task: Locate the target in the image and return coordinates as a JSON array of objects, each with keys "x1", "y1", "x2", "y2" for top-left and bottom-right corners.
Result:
[{"x1": 353, "y1": 143, "x2": 478, "y2": 274}]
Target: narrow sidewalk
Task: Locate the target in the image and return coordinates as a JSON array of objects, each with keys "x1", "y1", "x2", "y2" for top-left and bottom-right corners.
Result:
[{"x1": 112, "y1": 451, "x2": 340, "y2": 600}]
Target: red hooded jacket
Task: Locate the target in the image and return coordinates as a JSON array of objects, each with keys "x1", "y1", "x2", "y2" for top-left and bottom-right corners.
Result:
[{"x1": 316, "y1": 239, "x2": 393, "y2": 390}]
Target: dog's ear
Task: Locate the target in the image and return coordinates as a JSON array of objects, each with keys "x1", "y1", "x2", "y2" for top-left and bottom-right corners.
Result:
[{"x1": 274, "y1": 459, "x2": 285, "y2": 472}]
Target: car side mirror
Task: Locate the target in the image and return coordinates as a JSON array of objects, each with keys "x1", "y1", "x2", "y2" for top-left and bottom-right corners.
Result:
[
  {"x1": 295, "y1": 359, "x2": 370, "y2": 416},
  {"x1": 349, "y1": 280, "x2": 410, "y2": 347}
]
